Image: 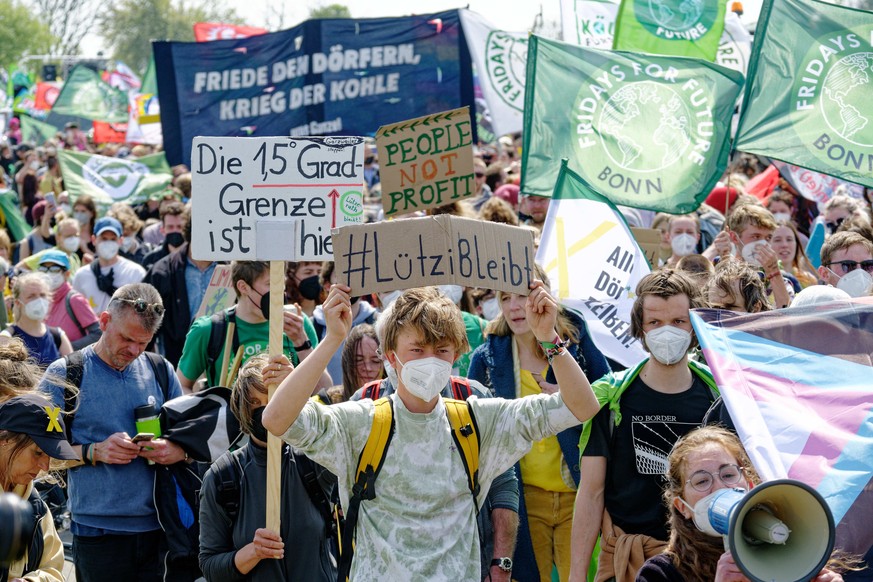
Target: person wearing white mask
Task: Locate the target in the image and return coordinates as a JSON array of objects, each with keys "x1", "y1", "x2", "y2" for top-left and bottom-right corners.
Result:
[
  {"x1": 71, "y1": 217, "x2": 145, "y2": 313},
  {"x1": 262, "y1": 282, "x2": 600, "y2": 581},
  {"x1": 17, "y1": 217, "x2": 84, "y2": 275},
  {"x1": 818, "y1": 231, "x2": 873, "y2": 299},
  {"x1": 0, "y1": 271, "x2": 72, "y2": 366},
  {"x1": 665, "y1": 214, "x2": 701, "y2": 268},
  {"x1": 570, "y1": 269, "x2": 719, "y2": 582},
  {"x1": 38, "y1": 250, "x2": 101, "y2": 349}
]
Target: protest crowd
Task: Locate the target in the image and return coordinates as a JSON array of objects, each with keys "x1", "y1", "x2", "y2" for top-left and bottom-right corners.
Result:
[{"x1": 2, "y1": 2, "x2": 873, "y2": 582}]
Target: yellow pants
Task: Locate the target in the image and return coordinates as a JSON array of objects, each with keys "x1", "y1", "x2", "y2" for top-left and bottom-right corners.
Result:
[{"x1": 523, "y1": 484, "x2": 576, "y2": 581}]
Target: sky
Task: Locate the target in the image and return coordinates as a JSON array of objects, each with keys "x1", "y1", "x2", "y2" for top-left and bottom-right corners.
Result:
[{"x1": 82, "y1": 0, "x2": 764, "y2": 58}]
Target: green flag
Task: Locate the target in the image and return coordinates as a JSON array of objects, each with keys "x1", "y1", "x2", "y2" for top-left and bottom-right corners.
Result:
[
  {"x1": 521, "y1": 35, "x2": 744, "y2": 213},
  {"x1": 734, "y1": 0, "x2": 873, "y2": 188},
  {"x1": 51, "y1": 65, "x2": 128, "y2": 123},
  {"x1": 613, "y1": 0, "x2": 726, "y2": 60},
  {"x1": 20, "y1": 115, "x2": 59, "y2": 145},
  {"x1": 0, "y1": 190, "x2": 30, "y2": 241},
  {"x1": 58, "y1": 150, "x2": 172, "y2": 208}
]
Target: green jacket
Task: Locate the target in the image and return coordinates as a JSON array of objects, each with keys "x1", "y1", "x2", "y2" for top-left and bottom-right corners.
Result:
[{"x1": 578, "y1": 358, "x2": 718, "y2": 456}]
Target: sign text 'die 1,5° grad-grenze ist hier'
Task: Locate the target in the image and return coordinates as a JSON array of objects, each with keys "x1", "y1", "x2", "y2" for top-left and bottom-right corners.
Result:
[{"x1": 191, "y1": 136, "x2": 365, "y2": 261}]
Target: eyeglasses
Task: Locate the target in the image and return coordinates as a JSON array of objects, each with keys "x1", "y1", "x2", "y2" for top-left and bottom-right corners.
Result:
[
  {"x1": 38, "y1": 265, "x2": 66, "y2": 274},
  {"x1": 112, "y1": 297, "x2": 165, "y2": 316},
  {"x1": 686, "y1": 464, "x2": 745, "y2": 492},
  {"x1": 825, "y1": 217, "x2": 846, "y2": 234},
  {"x1": 474, "y1": 172, "x2": 485, "y2": 178},
  {"x1": 825, "y1": 260, "x2": 873, "y2": 275}
]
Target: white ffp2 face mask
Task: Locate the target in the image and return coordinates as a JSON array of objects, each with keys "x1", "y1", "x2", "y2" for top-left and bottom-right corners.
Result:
[
  {"x1": 395, "y1": 355, "x2": 452, "y2": 403},
  {"x1": 670, "y1": 233, "x2": 697, "y2": 257},
  {"x1": 96, "y1": 240, "x2": 120, "y2": 260},
  {"x1": 741, "y1": 240, "x2": 768, "y2": 267},
  {"x1": 480, "y1": 297, "x2": 500, "y2": 321},
  {"x1": 24, "y1": 297, "x2": 50, "y2": 321},
  {"x1": 836, "y1": 268, "x2": 873, "y2": 298},
  {"x1": 645, "y1": 325, "x2": 692, "y2": 365}
]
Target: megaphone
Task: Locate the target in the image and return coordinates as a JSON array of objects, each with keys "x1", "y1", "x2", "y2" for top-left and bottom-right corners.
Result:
[{"x1": 693, "y1": 479, "x2": 835, "y2": 582}]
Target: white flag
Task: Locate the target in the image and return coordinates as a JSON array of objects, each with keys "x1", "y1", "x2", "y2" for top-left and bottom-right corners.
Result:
[
  {"x1": 459, "y1": 9, "x2": 526, "y2": 138},
  {"x1": 716, "y1": 11, "x2": 752, "y2": 76},
  {"x1": 559, "y1": 0, "x2": 618, "y2": 50},
  {"x1": 537, "y1": 164, "x2": 649, "y2": 367}
]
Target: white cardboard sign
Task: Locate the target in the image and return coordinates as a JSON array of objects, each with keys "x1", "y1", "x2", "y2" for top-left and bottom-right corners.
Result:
[{"x1": 191, "y1": 136, "x2": 365, "y2": 261}]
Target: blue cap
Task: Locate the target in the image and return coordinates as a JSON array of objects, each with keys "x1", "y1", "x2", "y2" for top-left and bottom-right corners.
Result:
[
  {"x1": 39, "y1": 249, "x2": 71, "y2": 270},
  {"x1": 94, "y1": 216, "x2": 122, "y2": 238}
]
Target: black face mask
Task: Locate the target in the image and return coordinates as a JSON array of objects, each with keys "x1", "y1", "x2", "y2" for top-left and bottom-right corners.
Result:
[
  {"x1": 165, "y1": 232, "x2": 185, "y2": 249},
  {"x1": 258, "y1": 290, "x2": 271, "y2": 319},
  {"x1": 298, "y1": 275, "x2": 321, "y2": 301},
  {"x1": 250, "y1": 407, "x2": 269, "y2": 443}
]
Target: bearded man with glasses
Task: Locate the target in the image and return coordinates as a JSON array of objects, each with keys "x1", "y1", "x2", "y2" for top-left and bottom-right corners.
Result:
[{"x1": 40, "y1": 282, "x2": 185, "y2": 582}]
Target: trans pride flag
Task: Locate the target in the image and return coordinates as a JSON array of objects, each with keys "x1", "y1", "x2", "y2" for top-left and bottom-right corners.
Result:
[{"x1": 691, "y1": 299, "x2": 873, "y2": 556}]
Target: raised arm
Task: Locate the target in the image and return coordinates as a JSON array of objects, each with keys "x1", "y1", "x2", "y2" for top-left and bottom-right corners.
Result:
[
  {"x1": 262, "y1": 285, "x2": 352, "y2": 436},
  {"x1": 525, "y1": 281, "x2": 599, "y2": 422}
]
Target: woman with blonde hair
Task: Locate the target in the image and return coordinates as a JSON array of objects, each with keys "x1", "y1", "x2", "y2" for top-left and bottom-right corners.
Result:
[
  {"x1": 468, "y1": 264, "x2": 610, "y2": 581},
  {"x1": 1, "y1": 393, "x2": 80, "y2": 581}
]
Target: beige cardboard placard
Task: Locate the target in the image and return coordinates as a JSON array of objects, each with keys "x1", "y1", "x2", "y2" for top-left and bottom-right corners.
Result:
[
  {"x1": 194, "y1": 265, "x2": 236, "y2": 319},
  {"x1": 630, "y1": 227, "x2": 661, "y2": 269},
  {"x1": 332, "y1": 215, "x2": 535, "y2": 295},
  {"x1": 376, "y1": 107, "x2": 475, "y2": 217}
]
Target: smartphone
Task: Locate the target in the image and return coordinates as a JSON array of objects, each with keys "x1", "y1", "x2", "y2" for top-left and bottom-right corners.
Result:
[
  {"x1": 132, "y1": 433, "x2": 155, "y2": 444},
  {"x1": 45, "y1": 192, "x2": 56, "y2": 207}
]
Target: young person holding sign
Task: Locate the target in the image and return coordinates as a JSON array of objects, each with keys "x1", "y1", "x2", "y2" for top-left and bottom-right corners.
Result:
[{"x1": 262, "y1": 281, "x2": 600, "y2": 580}]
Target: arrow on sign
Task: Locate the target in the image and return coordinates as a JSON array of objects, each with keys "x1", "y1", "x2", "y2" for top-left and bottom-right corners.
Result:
[{"x1": 328, "y1": 189, "x2": 340, "y2": 228}]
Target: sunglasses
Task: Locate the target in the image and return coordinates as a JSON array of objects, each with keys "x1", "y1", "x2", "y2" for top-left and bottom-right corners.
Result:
[
  {"x1": 825, "y1": 217, "x2": 846, "y2": 233},
  {"x1": 112, "y1": 297, "x2": 165, "y2": 316},
  {"x1": 474, "y1": 172, "x2": 485, "y2": 178},
  {"x1": 38, "y1": 265, "x2": 66, "y2": 274},
  {"x1": 825, "y1": 260, "x2": 873, "y2": 275}
]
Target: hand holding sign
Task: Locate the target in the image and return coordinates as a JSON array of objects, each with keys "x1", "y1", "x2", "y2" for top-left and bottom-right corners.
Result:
[
  {"x1": 323, "y1": 284, "x2": 353, "y2": 341},
  {"x1": 526, "y1": 280, "x2": 559, "y2": 343}
]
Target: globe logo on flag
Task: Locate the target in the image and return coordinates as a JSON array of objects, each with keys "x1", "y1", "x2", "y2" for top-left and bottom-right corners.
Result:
[
  {"x1": 821, "y1": 52, "x2": 873, "y2": 147},
  {"x1": 600, "y1": 81, "x2": 692, "y2": 172},
  {"x1": 484, "y1": 31, "x2": 528, "y2": 112},
  {"x1": 83, "y1": 157, "x2": 151, "y2": 200},
  {"x1": 637, "y1": 0, "x2": 718, "y2": 40}
]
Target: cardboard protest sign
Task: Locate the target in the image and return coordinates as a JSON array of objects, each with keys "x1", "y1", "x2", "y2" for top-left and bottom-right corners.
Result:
[
  {"x1": 630, "y1": 227, "x2": 661, "y2": 269},
  {"x1": 332, "y1": 215, "x2": 535, "y2": 295},
  {"x1": 376, "y1": 107, "x2": 475, "y2": 217},
  {"x1": 191, "y1": 136, "x2": 365, "y2": 261},
  {"x1": 195, "y1": 265, "x2": 235, "y2": 318}
]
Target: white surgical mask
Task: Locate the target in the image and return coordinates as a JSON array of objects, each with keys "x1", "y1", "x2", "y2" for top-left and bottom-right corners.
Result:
[
  {"x1": 62, "y1": 236, "x2": 80, "y2": 253},
  {"x1": 836, "y1": 268, "x2": 873, "y2": 298},
  {"x1": 645, "y1": 325, "x2": 692, "y2": 365},
  {"x1": 480, "y1": 297, "x2": 500, "y2": 321},
  {"x1": 47, "y1": 273, "x2": 65, "y2": 291},
  {"x1": 670, "y1": 233, "x2": 697, "y2": 257},
  {"x1": 395, "y1": 354, "x2": 451, "y2": 403},
  {"x1": 772, "y1": 212, "x2": 791, "y2": 223},
  {"x1": 74, "y1": 211, "x2": 90, "y2": 225},
  {"x1": 96, "y1": 240, "x2": 120, "y2": 260},
  {"x1": 741, "y1": 240, "x2": 768, "y2": 267},
  {"x1": 24, "y1": 297, "x2": 50, "y2": 321},
  {"x1": 438, "y1": 285, "x2": 464, "y2": 305}
]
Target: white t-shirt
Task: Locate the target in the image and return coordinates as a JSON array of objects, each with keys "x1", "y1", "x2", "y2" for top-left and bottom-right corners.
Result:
[
  {"x1": 283, "y1": 389, "x2": 579, "y2": 580},
  {"x1": 72, "y1": 257, "x2": 146, "y2": 313}
]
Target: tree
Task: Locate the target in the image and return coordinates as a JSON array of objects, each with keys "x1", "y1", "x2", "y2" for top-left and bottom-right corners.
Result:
[
  {"x1": 29, "y1": 0, "x2": 105, "y2": 57},
  {"x1": 100, "y1": 0, "x2": 242, "y2": 74},
  {"x1": 309, "y1": 3, "x2": 351, "y2": 19},
  {"x1": 0, "y1": 0, "x2": 54, "y2": 68}
]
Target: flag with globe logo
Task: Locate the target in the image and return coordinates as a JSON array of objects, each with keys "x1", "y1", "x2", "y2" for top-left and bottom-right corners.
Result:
[
  {"x1": 734, "y1": 0, "x2": 873, "y2": 189},
  {"x1": 58, "y1": 150, "x2": 173, "y2": 208},
  {"x1": 50, "y1": 65, "x2": 129, "y2": 123},
  {"x1": 613, "y1": 0, "x2": 726, "y2": 60},
  {"x1": 521, "y1": 35, "x2": 744, "y2": 213}
]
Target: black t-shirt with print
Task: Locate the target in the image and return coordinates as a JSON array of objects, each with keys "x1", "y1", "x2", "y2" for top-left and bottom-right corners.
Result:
[{"x1": 583, "y1": 373, "x2": 714, "y2": 541}]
